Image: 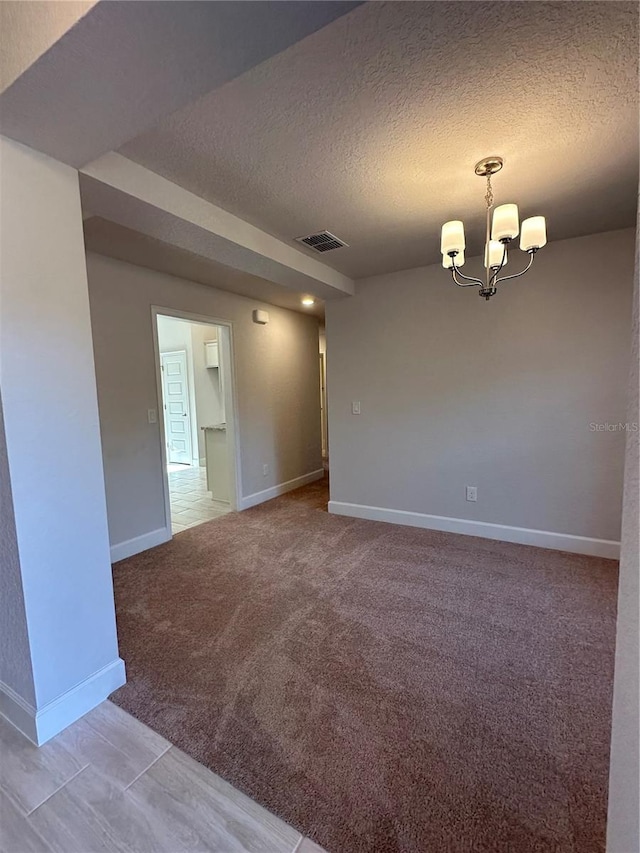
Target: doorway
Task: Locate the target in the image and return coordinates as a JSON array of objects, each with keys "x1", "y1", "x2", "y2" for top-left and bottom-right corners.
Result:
[{"x1": 154, "y1": 309, "x2": 240, "y2": 536}]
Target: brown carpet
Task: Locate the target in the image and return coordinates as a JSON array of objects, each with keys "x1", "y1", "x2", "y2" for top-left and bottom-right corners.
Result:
[{"x1": 111, "y1": 477, "x2": 618, "y2": 853}]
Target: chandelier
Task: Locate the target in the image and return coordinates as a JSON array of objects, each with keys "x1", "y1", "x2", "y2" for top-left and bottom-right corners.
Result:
[{"x1": 440, "y1": 157, "x2": 547, "y2": 301}]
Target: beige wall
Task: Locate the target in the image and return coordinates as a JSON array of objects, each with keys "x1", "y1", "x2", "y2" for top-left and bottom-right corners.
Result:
[
  {"x1": 86, "y1": 252, "x2": 322, "y2": 550},
  {"x1": 326, "y1": 228, "x2": 635, "y2": 549},
  {"x1": 607, "y1": 215, "x2": 639, "y2": 852}
]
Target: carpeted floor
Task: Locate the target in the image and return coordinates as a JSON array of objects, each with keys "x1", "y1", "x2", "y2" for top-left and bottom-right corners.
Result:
[{"x1": 111, "y1": 477, "x2": 618, "y2": 853}]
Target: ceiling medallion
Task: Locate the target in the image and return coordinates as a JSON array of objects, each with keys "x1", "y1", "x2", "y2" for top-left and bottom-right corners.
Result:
[{"x1": 440, "y1": 157, "x2": 547, "y2": 301}]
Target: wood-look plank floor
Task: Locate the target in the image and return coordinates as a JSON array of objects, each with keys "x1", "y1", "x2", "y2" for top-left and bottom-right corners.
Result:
[{"x1": 0, "y1": 702, "x2": 326, "y2": 853}]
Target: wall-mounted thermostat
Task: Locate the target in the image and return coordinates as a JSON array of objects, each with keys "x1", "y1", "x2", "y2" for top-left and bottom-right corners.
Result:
[{"x1": 253, "y1": 309, "x2": 269, "y2": 325}]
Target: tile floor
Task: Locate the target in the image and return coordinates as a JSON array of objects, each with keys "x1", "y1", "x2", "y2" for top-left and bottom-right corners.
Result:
[
  {"x1": 168, "y1": 465, "x2": 231, "y2": 535},
  {"x1": 0, "y1": 702, "x2": 326, "y2": 853}
]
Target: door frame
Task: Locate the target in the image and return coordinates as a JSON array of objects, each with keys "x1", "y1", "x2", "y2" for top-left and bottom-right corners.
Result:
[
  {"x1": 160, "y1": 349, "x2": 194, "y2": 466},
  {"x1": 151, "y1": 306, "x2": 243, "y2": 537},
  {"x1": 319, "y1": 351, "x2": 328, "y2": 460}
]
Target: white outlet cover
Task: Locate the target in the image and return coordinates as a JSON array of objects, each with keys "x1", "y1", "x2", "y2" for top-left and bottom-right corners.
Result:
[{"x1": 466, "y1": 486, "x2": 477, "y2": 502}]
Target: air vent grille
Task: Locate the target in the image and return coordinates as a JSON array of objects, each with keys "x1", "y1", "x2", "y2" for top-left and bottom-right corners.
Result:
[{"x1": 296, "y1": 230, "x2": 348, "y2": 253}]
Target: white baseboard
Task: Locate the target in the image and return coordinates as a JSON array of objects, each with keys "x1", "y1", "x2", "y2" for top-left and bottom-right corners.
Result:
[
  {"x1": 0, "y1": 658, "x2": 126, "y2": 745},
  {"x1": 110, "y1": 526, "x2": 171, "y2": 562},
  {"x1": 239, "y1": 469, "x2": 325, "y2": 510},
  {"x1": 328, "y1": 501, "x2": 620, "y2": 559}
]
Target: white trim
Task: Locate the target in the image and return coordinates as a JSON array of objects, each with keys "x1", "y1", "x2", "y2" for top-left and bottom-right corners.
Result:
[
  {"x1": 216, "y1": 323, "x2": 242, "y2": 511},
  {"x1": 239, "y1": 469, "x2": 325, "y2": 510},
  {"x1": 328, "y1": 501, "x2": 620, "y2": 559},
  {"x1": 152, "y1": 309, "x2": 174, "y2": 537},
  {"x1": 0, "y1": 658, "x2": 126, "y2": 745},
  {"x1": 110, "y1": 527, "x2": 171, "y2": 562}
]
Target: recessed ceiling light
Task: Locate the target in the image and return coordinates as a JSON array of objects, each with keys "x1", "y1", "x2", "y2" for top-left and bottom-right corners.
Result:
[{"x1": 301, "y1": 297, "x2": 315, "y2": 307}]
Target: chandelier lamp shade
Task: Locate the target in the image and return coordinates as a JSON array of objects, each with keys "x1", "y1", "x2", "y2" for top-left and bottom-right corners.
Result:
[{"x1": 441, "y1": 157, "x2": 547, "y2": 300}]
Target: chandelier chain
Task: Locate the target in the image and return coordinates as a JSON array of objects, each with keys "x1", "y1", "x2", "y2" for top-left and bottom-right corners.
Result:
[{"x1": 485, "y1": 174, "x2": 494, "y2": 209}]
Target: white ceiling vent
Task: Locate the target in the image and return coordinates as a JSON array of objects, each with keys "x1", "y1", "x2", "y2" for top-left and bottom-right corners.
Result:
[{"x1": 296, "y1": 230, "x2": 348, "y2": 253}]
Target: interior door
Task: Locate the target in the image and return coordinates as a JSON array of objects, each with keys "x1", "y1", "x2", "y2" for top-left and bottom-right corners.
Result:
[{"x1": 161, "y1": 350, "x2": 193, "y2": 465}]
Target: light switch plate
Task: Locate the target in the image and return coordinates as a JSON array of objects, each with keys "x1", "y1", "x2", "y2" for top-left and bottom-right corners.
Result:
[
  {"x1": 147, "y1": 408, "x2": 157, "y2": 424},
  {"x1": 352, "y1": 401, "x2": 361, "y2": 415}
]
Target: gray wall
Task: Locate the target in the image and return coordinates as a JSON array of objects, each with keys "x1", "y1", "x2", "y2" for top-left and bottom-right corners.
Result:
[
  {"x1": 607, "y1": 215, "x2": 639, "y2": 852},
  {"x1": 0, "y1": 137, "x2": 121, "y2": 713},
  {"x1": 326, "y1": 228, "x2": 635, "y2": 542},
  {"x1": 86, "y1": 252, "x2": 322, "y2": 549}
]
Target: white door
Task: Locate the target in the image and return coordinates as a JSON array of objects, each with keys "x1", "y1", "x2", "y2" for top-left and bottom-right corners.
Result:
[{"x1": 161, "y1": 351, "x2": 193, "y2": 465}]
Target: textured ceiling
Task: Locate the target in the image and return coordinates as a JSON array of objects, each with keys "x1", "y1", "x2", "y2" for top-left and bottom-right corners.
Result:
[
  {"x1": 120, "y1": 1, "x2": 639, "y2": 279},
  {"x1": 0, "y1": 1, "x2": 96, "y2": 92},
  {"x1": 83, "y1": 217, "x2": 325, "y2": 319},
  {"x1": 0, "y1": 1, "x2": 359, "y2": 166}
]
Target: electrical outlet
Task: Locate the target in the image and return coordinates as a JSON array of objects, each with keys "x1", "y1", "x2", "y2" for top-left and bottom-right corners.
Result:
[
  {"x1": 466, "y1": 485, "x2": 477, "y2": 502},
  {"x1": 352, "y1": 401, "x2": 361, "y2": 415},
  {"x1": 147, "y1": 408, "x2": 157, "y2": 424},
  {"x1": 263, "y1": 464, "x2": 269, "y2": 477}
]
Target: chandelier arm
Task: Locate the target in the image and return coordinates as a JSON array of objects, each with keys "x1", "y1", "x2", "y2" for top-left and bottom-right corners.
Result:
[
  {"x1": 488, "y1": 243, "x2": 509, "y2": 287},
  {"x1": 450, "y1": 269, "x2": 481, "y2": 288},
  {"x1": 494, "y1": 251, "x2": 536, "y2": 284},
  {"x1": 451, "y1": 257, "x2": 483, "y2": 285}
]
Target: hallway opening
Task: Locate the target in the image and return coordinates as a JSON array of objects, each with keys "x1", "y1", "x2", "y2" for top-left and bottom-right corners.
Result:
[{"x1": 154, "y1": 310, "x2": 240, "y2": 535}]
